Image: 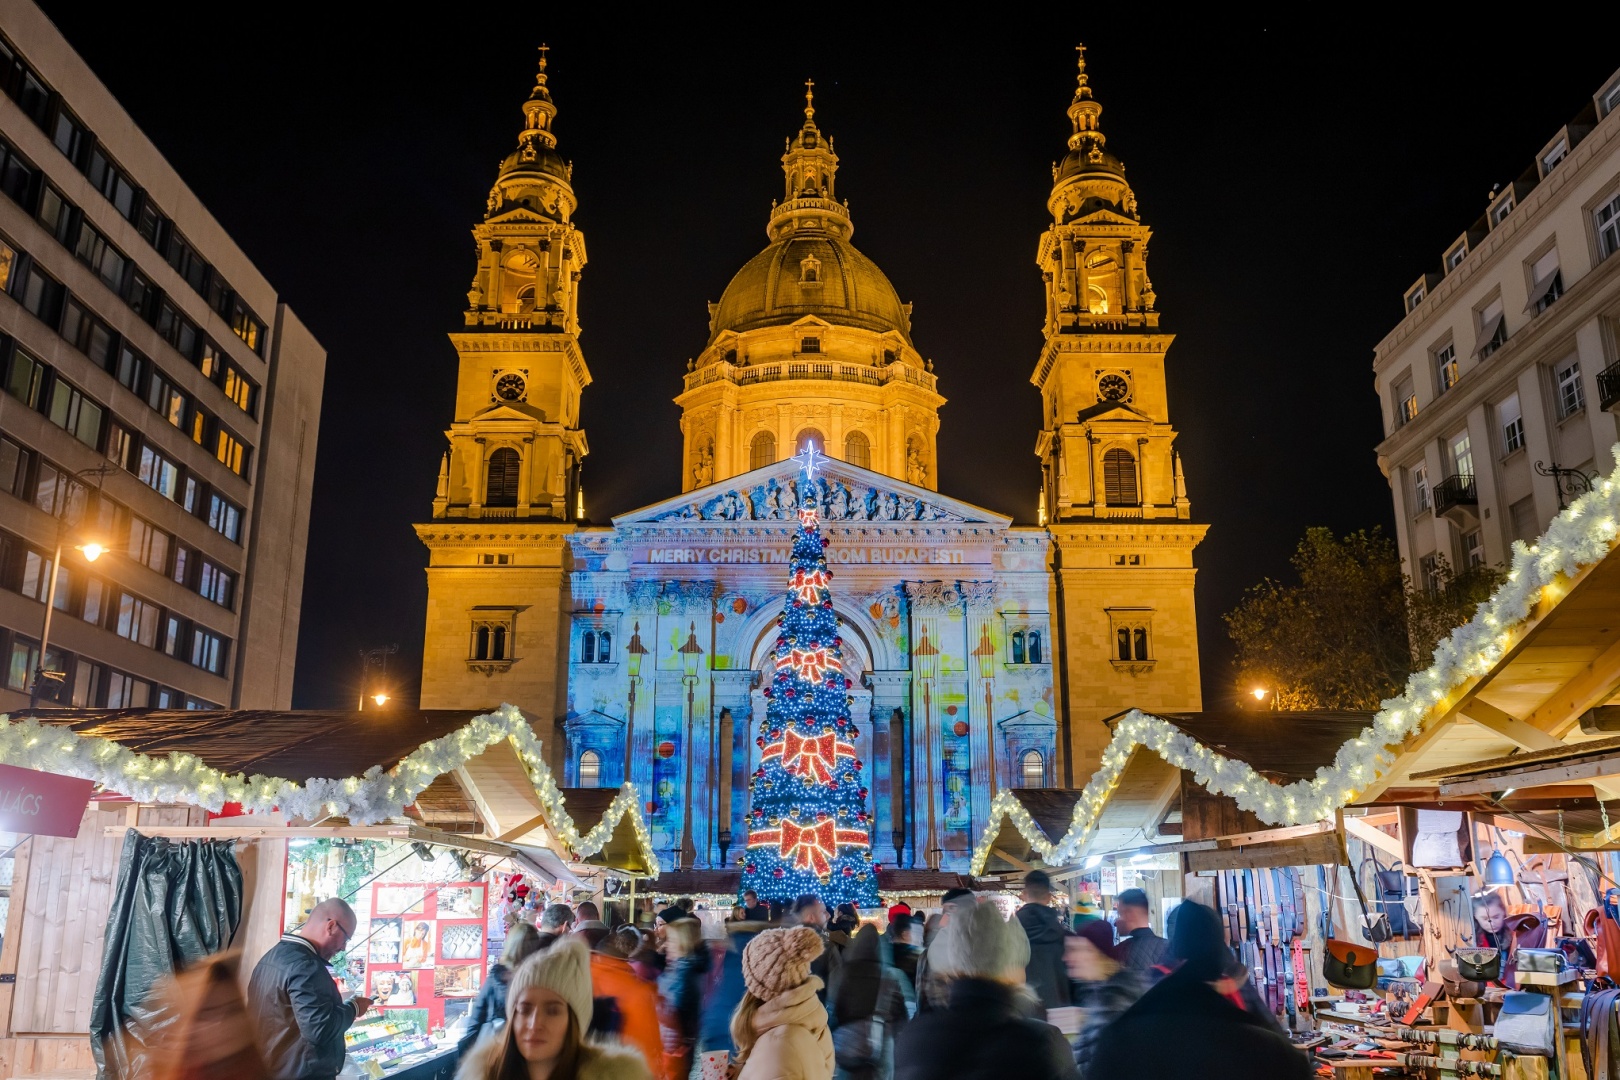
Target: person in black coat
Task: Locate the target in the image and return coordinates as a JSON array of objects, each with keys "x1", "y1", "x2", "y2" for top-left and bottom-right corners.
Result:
[
  {"x1": 456, "y1": 922, "x2": 542, "y2": 1058},
  {"x1": 1015, "y1": 870, "x2": 1072, "y2": 1014},
  {"x1": 1086, "y1": 902, "x2": 1310, "y2": 1080},
  {"x1": 894, "y1": 901, "x2": 1078, "y2": 1080},
  {"x1": 247, "y1": 899, "x2": 373, "y2": 1080}
]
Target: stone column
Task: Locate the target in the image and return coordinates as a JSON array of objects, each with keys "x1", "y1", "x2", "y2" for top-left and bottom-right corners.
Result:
[
  {"x1": 469, "y1": 437, "x2": 487, "y2": 518},
  {"x1": 1121, "y1": 240, "x2": 1136, "y2": 311},
  {"x1": 866, "y1": 672, "x2": 912, "y2": 866},
  {"x1": 1073, "y1": 240, "x2": 1088, "y2": 312},
  {"x1": 517, "y1": 434, "x2": 534, "y2": 518}
]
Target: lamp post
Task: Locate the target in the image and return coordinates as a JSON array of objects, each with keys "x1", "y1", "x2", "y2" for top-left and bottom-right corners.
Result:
[
  {"x1": 914, "y1": 625, "x2": 941, "y2": 871},
  {"x1": 1534, "y1": 459, "x2": 1596, "y2": 511},
  {"x1": 678, "y1": 621, "x2": 704, "y2": 869},
  {"x1": 624, "y1": 621, "x2": 648, "y2": 787},
  {"x1": 29, "y1": 464, "x2": 113, "y2": 709},
  {"x1": 972, "y1": 625, "x2": 997, "y2": 801},
  {"x1": 357, "y1": 644, "x2": 399, "y2": 711}
]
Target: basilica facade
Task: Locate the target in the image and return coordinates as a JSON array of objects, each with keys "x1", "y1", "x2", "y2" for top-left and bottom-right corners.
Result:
[{"x1": 415, "y1": 50, "x2": 1205, "y2": 873}]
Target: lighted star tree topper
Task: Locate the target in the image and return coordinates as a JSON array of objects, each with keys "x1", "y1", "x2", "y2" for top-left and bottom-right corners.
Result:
[{"x1": 741, "y1": 443, "x2": 879, "y2": 907}]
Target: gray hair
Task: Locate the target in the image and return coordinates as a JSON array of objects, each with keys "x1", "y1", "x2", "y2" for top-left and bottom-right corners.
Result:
[
  {"x1": 540, "y1": 903, "x2": 575, "y2": 931},
  {"x1": 928, "y1": 900, "x2": 1030, "y2": 980}
]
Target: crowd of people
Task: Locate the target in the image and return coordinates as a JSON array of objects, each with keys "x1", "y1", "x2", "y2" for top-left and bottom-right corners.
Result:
[{"x1": 247, "y1": 872, "x2": 1313, "y2": 1080}]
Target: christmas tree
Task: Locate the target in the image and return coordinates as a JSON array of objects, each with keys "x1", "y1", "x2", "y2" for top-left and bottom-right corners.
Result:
[{"x1": 741, "y1": 446, "x2": 879, "y2": 908}]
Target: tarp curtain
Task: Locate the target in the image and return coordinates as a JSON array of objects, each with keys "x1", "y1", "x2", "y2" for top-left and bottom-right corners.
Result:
[{"x1": 89, "y1": 829, "x2": 244, "y2": 1079}]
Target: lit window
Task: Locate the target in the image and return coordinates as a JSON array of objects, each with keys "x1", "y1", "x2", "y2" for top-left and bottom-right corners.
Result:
[
  {"x1": 749, "y1": 431, "x2": 775, "y2": 470},
  {"x1": 844, "y1": 431, "x2": 871, "y2": 469},
  {"x1": 1556, "y1": 359, "x2": 1584, "y2": 418},
  {"x1": 1391, "y1": 374, "x2": 1417, "y2": 428},
  {"x1": 215, "y1": 429, "x2": 248, "y2": 475},
  {"x1": 1450, "y1": 431, "x2": 1474, "y2": 480},
  {"x1": 1596, "y1": 192, "x2": 1620, "y2": 261},
  {"x1": 1020, "y1": 750, "x2": 1044, "y2": 789},
  {"x1": 1413, "y1": 464, "x2": 1430, "y2": 514},
  {"x1": 1434, "y1": 343, "x2": 1459, "y2": 393},
  {"x1": 578, "y1": 750, "x2": 601, "y2": 788},
  {"x1": 795, "y1": 428, "x2": 824, "y2": 455}
]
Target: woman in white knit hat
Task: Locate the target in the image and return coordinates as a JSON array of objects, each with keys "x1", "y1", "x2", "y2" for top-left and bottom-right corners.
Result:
[
  {"x1": 730, "y1": 925, "x2": 835, "y2": 1080},
  {"x1": 458, "y1": 937, "x2": 652, "y2": 1080}
]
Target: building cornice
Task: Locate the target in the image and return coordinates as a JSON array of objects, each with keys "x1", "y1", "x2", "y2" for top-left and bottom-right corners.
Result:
[{"x1": 449, "y1": 331, "x2": 592, "y2": 389}]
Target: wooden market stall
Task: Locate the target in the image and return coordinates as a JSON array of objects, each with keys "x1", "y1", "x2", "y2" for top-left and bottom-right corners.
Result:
[{"x1": 0, "y1": 706, "x2": 658, "y2": 1079}]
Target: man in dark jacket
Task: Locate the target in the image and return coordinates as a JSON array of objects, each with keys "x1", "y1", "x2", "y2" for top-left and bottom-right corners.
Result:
[
  {"x1": 1087, "y1": 902, "x2": 1310, "y2": 1080},
  {"x1": 248, "y1": 898, "x2": 373, "y2": 1080},
  {"x1": 1115, "y1": 887, "x2": 1168, "y2": 972},
  {"x1": 894, "y1": 901, "x2": 1077, "y2": 1080},
  {"x1": 1015, "y1": 870, "x2": 1071, "y2": 1014}
]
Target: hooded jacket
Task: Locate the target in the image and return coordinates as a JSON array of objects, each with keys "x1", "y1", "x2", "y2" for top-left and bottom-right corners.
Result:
[
  {"x1": 736, "y1": 977, "x2": 835, "y2": 1080},
  {"x1": 1085, "y1": 969, "x2": 1309, "y2": 1080},
  {"x1": 1014, "y1": 902, "x2": 1072, "y2": 1012},
  {"x1": 456, "y1": 1030, "x2": 653, "y2": 1080},
  {"x1": 589, "y1": 952, "x2": 666, "y2": 1080},
  {"x1": 892, "y1": 978, "x2": 1077, "y2": 1080}
]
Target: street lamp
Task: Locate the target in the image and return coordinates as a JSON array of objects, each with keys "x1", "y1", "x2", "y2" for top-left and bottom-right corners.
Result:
[
  {"x1": 29, "y1": 464, "x2": 113, "y2": 708},
  {"x1": 678, "y1": 622, "x2": 704, "y2": 868},
  {"x1": 914, "y1": 625, "x2": 941, "y2": 871},
  {"x1": 623, "y1": 621, "x2": 648, "y2": 787},
  {"x1": 1251, "y1": 687, "x2": 1269, "y2": 702},
  {"x1": 972, "y1": 624, "x2": 997, "y2": 801},
  {"x1": 358, "y1": 644, "x2": 399, "y2": 711}
]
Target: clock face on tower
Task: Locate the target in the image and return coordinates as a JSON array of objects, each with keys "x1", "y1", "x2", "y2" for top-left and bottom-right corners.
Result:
[
  {"x1": 1097, "y1": 373, "x2": 1131, "y2": 402},
  {"x1": 494, "y1": 372, "x2": 527, "y2": 402}
]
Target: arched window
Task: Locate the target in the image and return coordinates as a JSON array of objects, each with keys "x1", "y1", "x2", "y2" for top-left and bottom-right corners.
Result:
[
  {"x1": 844, "y1": 431, "x2": 871, "y2": 469},
  {"x1": 750, "y1": 431, "x2": 776, "y2": 470},
  {"x1": 486, "y1": 448, "x2": 520, "y2": 507},
  {"x1": 597, "y1": 630, "x2": 612, "y2": 663},
  {"x1": 1011, "y1": 631, "x2": 1025, "y2": 665},
  {"x1": 796, "y1": 428, "x2": 825, "y2": 454},
  {"x1": 492, "y1": 625, "x2": 508, "y2": 660},
  {"x1": 582, "y1": 630, "x2": 597, "y2": 664},
  {"x1": 475, "y1": 625, "x2": 491, "y2": 661},
  {"x1": 578, "y1": 750, "x2": 601, "y2": 788},
  {"x1": 515, "y1": 283, "x2": 536, "y2": 312},
  {"x1": 1103, "y1": 448, "x2": 1138, "y2": 506},
  {"x1": 1027, "y1": 631, "x2": 1042, "y2": 665},
  {"x1": 1133, "y1": 627, "x2": 1149, "y2": 661},
  {"x1": 1116, "y1": 627, "x2": 1131, "y2": 662},
  {"x1": 1020, "y1": 750, "x2": 1044, "y2": 788}
]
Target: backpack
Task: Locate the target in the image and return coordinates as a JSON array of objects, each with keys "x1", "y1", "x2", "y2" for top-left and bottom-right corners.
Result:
[{"x1": 832, "y1": 1015, "x2": 886, "y2": 1070}]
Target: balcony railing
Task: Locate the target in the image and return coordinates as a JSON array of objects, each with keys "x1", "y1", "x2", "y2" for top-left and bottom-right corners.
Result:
[
  {"x1": 682, "y1": 359, "x2": 937, "y2": 394},
  {"x1": 1433, "y1": 473, "x2": 1478, "y2": 522},
  {"x1": 1599, "y1": 361, "x2": 1620, "y2": 413}
]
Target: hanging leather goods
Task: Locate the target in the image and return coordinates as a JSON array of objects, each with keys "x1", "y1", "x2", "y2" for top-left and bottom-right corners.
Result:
[
  {"x1": 1496, "y1": 991, "x2": 1557, "y2": 1057},
  {"x1": 1347, "y1": 853, "x2": 1391, "y2": 943}
]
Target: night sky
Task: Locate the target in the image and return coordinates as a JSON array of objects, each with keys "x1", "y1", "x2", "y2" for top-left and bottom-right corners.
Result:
[{"x1": 35, "y1": 9, "x2": 1620, "y2": 709}]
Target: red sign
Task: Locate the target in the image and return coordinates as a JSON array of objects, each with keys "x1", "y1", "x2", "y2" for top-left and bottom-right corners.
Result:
[{"x1": 0, "y1": 764, "x2": 94, "y2": 837}]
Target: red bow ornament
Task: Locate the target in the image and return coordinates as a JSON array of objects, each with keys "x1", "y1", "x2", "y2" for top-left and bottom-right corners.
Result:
[
  {"x1": 788, "y1": 568, "x2": 830, "y2": 605},
  {"x1": 777, "y1": 647, "x2": 840, "y2": 683}
]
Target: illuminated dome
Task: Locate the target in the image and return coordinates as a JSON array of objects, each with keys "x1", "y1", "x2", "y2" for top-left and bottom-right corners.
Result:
[{"x1": 710, "y1": 234, "x2": 912, "y2": 344}]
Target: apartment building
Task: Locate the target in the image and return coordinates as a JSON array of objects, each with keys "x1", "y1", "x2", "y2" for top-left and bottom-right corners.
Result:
[
  {"x1": 1374, "y1": 67, "x2": 1620, "y2": 588},
  {"x1": 0, "y1": 0, "x2": 324, "y2": 711}
]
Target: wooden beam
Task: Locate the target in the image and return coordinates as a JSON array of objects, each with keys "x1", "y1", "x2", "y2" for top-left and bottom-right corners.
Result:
[
  {"x1": 496, "y1": 811, "x2": 552, "y2": 843},
  {"x1": 1187, "y1": 831, "x2": 1341, "y2": 872},
  {"x1": 1461, "y1": 702, "x2": 1564, "y2": 751},
  {"x1": 1529, "y1": 634, "x2": 1620, "y2": 738},
  {"x1": 1438, "y1": 754, "x2": 1620, "y2": 797},
  {"x1": 1343, "y1": 814, "x2": 1403, "y2": 861},
  {"x1": 103, "y1": 823, "x2": 520, "y2": 859},
  {"x1": 1145, "y1": 821, "x2": 1333, "y2": 856},
  {"x1": 991, "y1": 846, "x2": 1033, "y2": 872}
]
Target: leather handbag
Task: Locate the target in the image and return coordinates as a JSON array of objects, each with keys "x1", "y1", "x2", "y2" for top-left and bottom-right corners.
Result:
[
  {"x1": 1324, "y1": 938, "x2": 1378, "y2": 989},
  {"x1": 1367, "y1": 855, "x2": 1420, "y2": 937},
  {"x1": 1453, "y1": 946, "x2": 1501, "y2": 981},
  {"x1": 1509, "y1": 912, "x2": 1549, "y2": 951},
  {"x1": 1496, "y1": 991, "x2": 1556, "y2": 1056},
  {"x1": 1515, "y1": 947, "x2": 1565, "y2": 974},
  {"x1": 1436, "y1": 958, "x2": 1485, "y2": 999}
]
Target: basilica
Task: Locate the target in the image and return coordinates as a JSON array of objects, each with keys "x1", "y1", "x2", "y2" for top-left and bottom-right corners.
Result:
[{"x1": 414, "y1": 48, "x2": 1206, "y2": 874}]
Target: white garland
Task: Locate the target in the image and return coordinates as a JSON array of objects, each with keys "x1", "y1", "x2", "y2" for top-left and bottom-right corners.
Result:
[
  {"x1": 0, "y1": 702, "x2": 660, "y2": 874},
  {"x1": 972, "y1": 444, "x2": 1620, "y2": 875}
]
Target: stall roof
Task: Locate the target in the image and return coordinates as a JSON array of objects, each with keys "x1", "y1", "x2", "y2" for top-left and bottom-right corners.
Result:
[
  {"x1": 16, "y1": 708, "x2": 485, "y2": 780},
  {"x1": 559, "y1": 788, "x2": 655, "y2": 877},
  {"x1": 1144, "y1": 712, "x2": 1377, "y2": 782},
  {"x1": 971, "y1": 450, "x2": 1620, "y2": 872}
]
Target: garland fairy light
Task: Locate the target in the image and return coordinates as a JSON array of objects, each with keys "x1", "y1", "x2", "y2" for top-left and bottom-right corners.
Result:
[
  {"x1": 0, "y1": 703, "x2": 660, "y2": 874},
  {"x1": 971, "y1": 444, "x2": 1620, "y2": 876}
]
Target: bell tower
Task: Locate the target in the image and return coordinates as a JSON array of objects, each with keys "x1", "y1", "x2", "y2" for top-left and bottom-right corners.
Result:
[
  {"x1": 435, "y1": 45, "x2": 590, "y2": 523},
  {"x1": 414, "y1": 49, "x2": 586, "y2": 763},
  {"x1": 1037, "y1": 47, "x2": 1207, "y2": 782}
]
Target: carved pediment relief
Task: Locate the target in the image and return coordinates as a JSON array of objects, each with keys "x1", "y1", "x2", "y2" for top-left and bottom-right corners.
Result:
[{"x1": 613, "y1": 458, "x2": 1009, "y2": 527}]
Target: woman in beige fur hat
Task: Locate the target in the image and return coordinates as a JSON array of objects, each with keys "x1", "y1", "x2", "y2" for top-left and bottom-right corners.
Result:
[
  {"x1": 458, "y1": 938, "x2": 651, "y2": 1080},
  {"x1": 730, "y1": 925, "x2": 834, "y2": 1080}
]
